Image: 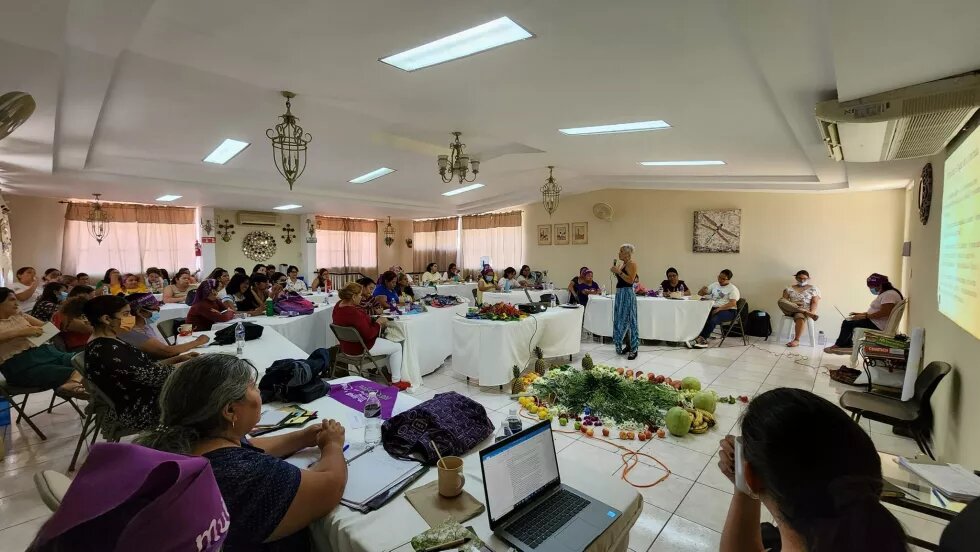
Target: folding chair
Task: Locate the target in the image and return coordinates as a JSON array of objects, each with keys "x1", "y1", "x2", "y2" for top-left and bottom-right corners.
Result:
[
  {"x1": 157, "y1": 318, "x2": 184, "y2": 345},
  {"x1": 0, "y1": 354, "x2": 85, "y2": 441},
  {"x1": 328, "y1": 324, "x2": 393, "y2": 383},
  {"x1": 717, "y1": 299, "x2": 748, "y2": 347},
  {"x1": 34, "y1": 470, "x2": 72, "y2": 511},
  {"x1": 68, "y1": 353, "x2": 140, "y2": 471}
]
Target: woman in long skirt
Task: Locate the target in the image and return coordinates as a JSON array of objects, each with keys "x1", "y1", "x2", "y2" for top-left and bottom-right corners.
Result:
[{"x1": 611, "y1": 243, "x2": 639, "y2": 360}]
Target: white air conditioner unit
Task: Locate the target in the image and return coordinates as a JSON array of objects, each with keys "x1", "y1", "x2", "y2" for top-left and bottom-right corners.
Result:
[
  {"x1": 815, "y1": 72, "x2": 980, "y2": 162},
  {"x1": 237, "y1": 211, "x2": 278, "y2": 226}
]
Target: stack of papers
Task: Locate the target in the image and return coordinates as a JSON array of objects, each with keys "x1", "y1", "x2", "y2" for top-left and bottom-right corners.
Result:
[
  {"x1": 898, "y1": 457, "x2": 980, "y2": 502},
  {"x1": 341, "y1": 446, "x2": 426, "y2": 512},
  {"x1": 250, "y1": 405, "x2": 317, "y2": 436}
]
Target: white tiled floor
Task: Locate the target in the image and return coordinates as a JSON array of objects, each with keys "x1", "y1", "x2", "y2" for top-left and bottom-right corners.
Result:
[{"x1": 0, "y1": 335, "x2": 950, "y2": 551}]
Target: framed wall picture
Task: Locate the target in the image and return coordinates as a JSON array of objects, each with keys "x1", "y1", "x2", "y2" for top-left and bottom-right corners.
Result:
[
  {"x1": 554, "y1": 223, "x2": 569, "y2": 245},
  {"x1": 537, "y1": 224, "x2": 552, "y2": 245},
  {"x1": 571, "y1": 222, "x2": 588, "y2": 245},
  {"x1": 693, "y1": 209, "x2": 741, "y2": 253}
]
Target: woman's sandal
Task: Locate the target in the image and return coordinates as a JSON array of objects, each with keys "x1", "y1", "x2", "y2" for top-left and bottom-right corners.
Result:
[
  {"x1": 786, "y1": 340, "x2": 799, "y2": 348},
  {"x1": 56, "y1": 382, "x2": 90, "y2": 401}
]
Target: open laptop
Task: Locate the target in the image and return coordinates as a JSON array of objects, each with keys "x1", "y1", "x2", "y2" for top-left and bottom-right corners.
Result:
[{"x1": 479, "y1": 420, "x2": 620, "y2": 551}]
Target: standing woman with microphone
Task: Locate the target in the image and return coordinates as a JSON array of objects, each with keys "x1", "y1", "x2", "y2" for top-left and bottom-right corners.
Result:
[{"x1": 611, "y1": 243, "x2": 640, "y2": 360}]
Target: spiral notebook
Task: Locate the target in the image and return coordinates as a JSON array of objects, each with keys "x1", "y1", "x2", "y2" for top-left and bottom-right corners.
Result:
[{"x1": 341, "y1": 446, "x2": 425, "y2": 507}]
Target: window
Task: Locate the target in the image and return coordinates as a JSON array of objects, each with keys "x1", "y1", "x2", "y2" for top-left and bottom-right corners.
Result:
[
  {"x1": 314, "y1": 216, "x2": 377, "y2": 275},
  {"x1": 412, "y1": 217, "x2": 459, "y2": 271},
  {"x1": 460, "y1": 211, "x2": 523, "y2": 272}
]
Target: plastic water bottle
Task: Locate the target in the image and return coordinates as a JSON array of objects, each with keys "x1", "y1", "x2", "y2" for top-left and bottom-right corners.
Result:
[
  {"x1": 495, "y1": 421, "x2": 510, "y2": 442},
  {"x1": 550, "y1": 294, "x2": 557, "y2": 308},
  {"x1": 363, "y1": 392, "x2": 382, "y2": 445},
  {"x1": 818, "y1": 331, "x2": 827, "y2": 346},
  {"x1": 265, "y1": 297, "x2": 274, "y2": 317},
  {"x1": 235, "y1": 321, "x2": 246, "y2": 356},
  {"x1": 505, "y1": 408, "x2": 523, "y2": 436}
]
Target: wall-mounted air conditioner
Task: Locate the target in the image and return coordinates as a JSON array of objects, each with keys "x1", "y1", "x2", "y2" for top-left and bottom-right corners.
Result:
[
  {"x1": 815, "y1": 71, "x2": 980, "y2": 162},
  {"x1": 237, "y1": 211, "x2": 278, "y2": 226}
]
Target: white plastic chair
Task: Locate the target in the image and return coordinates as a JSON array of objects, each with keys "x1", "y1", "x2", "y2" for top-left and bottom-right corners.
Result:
[{"x1": 777, "y1": 315, "x2": 816, "y2": 346}]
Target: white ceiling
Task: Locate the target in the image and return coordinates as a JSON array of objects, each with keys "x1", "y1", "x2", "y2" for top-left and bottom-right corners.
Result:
[{"x1": 2, "y1": 0, "x2": 979, "y2": 218}]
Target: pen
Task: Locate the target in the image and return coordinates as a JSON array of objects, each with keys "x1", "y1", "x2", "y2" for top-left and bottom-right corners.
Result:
[
  {"x1": 932, "y1": 489, "x2": 947, "y2": 507},
  {"x1": 345, "y1": 444, "x2": 375, "y2": 464},
  {"x1": 343, "y1": 443, "x2": 350, "y2": 453}
]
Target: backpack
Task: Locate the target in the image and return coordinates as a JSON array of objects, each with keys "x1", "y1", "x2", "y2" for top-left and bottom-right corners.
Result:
[
  {"x1": 746, "y1": 309, "x2": 772, "y2": 338},
  {"x1": 212, "y1": 321, "x2": 264, "y2": 345},
  {"x1": 258, "y1": 348, "x2": 332, "y2": 403},
  {"x1": 381, "y1": 391, "x2": 494, "y2": 465},
  {"x1": 274, "y1": 291, "x2": 315, "y2": 316}
]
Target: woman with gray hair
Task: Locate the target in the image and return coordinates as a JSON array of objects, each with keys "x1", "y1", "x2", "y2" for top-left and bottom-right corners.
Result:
[
  {"x1": 137, "y1": 354, "x2": 348, "y2": 551},
  {"x1": 611, "y1": 243, "x2": 640, "y2": 360}
]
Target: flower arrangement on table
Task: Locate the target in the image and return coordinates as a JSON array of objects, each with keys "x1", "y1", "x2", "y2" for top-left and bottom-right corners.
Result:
[{"x1": 465, "y1": 302, "x2": 525, "y2": 321}]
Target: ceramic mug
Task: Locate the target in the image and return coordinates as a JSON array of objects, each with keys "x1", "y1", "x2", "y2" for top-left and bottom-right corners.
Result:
[
  {"x1": 178, "y1": 323, "x2": 193, "y2": 337},
  {"x1": 437, "y1": 456, "x2": 465, "y2": 498}
]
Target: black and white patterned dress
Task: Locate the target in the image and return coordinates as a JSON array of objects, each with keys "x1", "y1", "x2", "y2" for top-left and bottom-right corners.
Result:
[{"x1": 84, "y1": 337, "x2": 175, "y2": 430}]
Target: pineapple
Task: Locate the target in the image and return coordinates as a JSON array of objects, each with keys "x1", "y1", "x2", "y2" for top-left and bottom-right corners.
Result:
[
  {"x1": 534, "y1": 346, "x2": 547, "y2": 375},
  {"x1": 582, "y1": 353, "x2": 594, "y2": 371},
  {"x1": 511, "y1": 365, "x2": 526, "y2": 394}
]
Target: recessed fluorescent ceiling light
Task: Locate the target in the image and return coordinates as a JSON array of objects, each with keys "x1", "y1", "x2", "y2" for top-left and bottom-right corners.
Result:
[
  {"x1": 155, "y1": 195, "x2": 182, "y2": 202},
  {"x1": 273, "y1": 204, "x2": 302, "y2": 210},
  {"x1": 639, "y1": 160, "x2": 726, "y2": 166},
  {"x1": 349, "y1": 167, "x2": 396, "y2": 184},
  {"x1": 203, "y1": 139, "x2": 250, "y2": 164},
  {"x1": 380, "y1": 17, "x2": 533, "y2": 71},
  {"x1": 442, "y1": 183, "x2": 485, "y2": 196},
  {"x1": 559, "y1": 120, "x2": 671, "y2": 136}
]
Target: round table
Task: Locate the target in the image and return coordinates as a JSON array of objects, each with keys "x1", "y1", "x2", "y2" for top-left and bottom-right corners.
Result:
[
  {"x1": 386, "y1": 303, "x2": 470, "y2": 388},
  {"x1": 583, "y1": 295, "x2": 713, "y2": 342},
  {"x1": 452, "y1": 306, "x2": 584, "y2": 386},
  {"x1": 411, "y1": 283, "x2": 477, "y2": 301},
  {"x1": 481, "y1": 289, "x2": 570, "y2": 306},
  {"x1": 176, "y1": 326, "x2": 308, "y2": 373}
]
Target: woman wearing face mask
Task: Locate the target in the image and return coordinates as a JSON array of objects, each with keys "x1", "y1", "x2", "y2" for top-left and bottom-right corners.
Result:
[
  {"x1": 84, "y1": 295, "x2": 198, "y2": 431},
  {"x1": 118, "y1": 293, "x2": 209, "y2": 359},
  {"x1": 777, "y1": 270, "x2": 821, "y2": 348},
  {"x1": 824, "y1": 273, "x2": 903, "y2": 354},
  {"x1": 30, "y1": 282, "x2": 68, "y2": 322},
  {"x1": 476, "y1": 265, "x2": 496, "y2": 305},
  {"x1": 718, "y1": 388, "x2": 906, "y2": 552}
]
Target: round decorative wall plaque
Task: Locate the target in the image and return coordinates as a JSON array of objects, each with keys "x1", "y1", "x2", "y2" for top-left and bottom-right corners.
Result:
[{"x1": 242, "y1": 231, "x2": 277, "y2": 261}]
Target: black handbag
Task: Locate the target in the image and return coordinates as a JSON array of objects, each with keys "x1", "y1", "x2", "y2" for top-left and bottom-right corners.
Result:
[
  {"x1": 212, "y1": 321, "x2": 264, "y2": 345},
  {"x1": 258, "y1": 349, "x2": 332, "y2": 403}
]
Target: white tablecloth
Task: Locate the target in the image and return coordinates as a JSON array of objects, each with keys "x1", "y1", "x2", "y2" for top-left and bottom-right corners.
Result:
[
  {"x1": 481, "y1": 289, "x2": 570, "y2": 306},
  {"x1": 158, "y1": 303, "x2": 190, "y2": 322},
  {"x1": 583, "y1": 295, "x2": 713, "y2": 341},
  {"x1": 301, "y1": 291, "x2": 335, "y2": 305},
  {"x1": 411, "y1": 283, "x2": 477, "y2": 301},
  {"x1": 212, "y1": 303, "x2": 337, "y2": 354},
  {"x1": 177, "y1": 327, "x2": 308, "y2": 372},
  {"x1": 452, "y1": 306, "x2": 584, "y2": 386},
  {"x1": 389, "y1": 304, "x2": 470, "y2": 388}
]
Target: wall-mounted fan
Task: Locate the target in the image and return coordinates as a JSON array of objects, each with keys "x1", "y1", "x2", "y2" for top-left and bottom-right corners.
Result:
[
  {"x1": 0, "y1": 92, "x2": 36, "y2": 142},
  {"x1": 592, "y1": 202, "x2": 613, "y2": 221}
]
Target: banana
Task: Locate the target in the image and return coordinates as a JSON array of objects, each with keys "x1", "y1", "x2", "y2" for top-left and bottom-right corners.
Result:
[
  {"x1": 698, "y1": 409, "x2": 716, "y2": 427},
  {"x1": 689, "y1": 409, "x2": 703, "y2": 426},
  {"x1": 690, "y1": 422, "x2": 709, "y2": 434}
]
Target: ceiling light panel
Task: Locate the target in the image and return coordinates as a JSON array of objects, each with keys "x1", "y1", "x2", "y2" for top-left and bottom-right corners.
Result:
[
  {"x1": 380, "y1": 17, "x2": 534, "y2": 71},
  {"x1": 203, "y1": 139, "x2": 250, "y2": 164},
  {"x1": 442, "y1": 183, "x2": 485, "y2": 196},
  {"x1": 349, "y1": 167, "x2": 396, "y2": 184},
  {"x1": 559, "y1": 120, "x2": 671, "y2": 136}
]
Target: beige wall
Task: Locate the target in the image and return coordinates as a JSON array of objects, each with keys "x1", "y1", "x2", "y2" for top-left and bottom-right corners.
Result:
[
  {"x1": 213, "y1": 209, "x2": 305, "y2": 274},
  {"x1": 377, "y1": 219, "x2": 413, "y2": 277},
  {"x1": 7, "y1": 194, "x2": 66, "y2": 273},
  {"x1": 521, "y1": 188, "x2": 906, "y2": 338},
  {"x1": 904, "y1": 153, "x2": 980, "y2": 466}
]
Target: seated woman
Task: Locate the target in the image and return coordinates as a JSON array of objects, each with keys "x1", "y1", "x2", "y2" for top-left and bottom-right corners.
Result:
[
  {"x1": 52, "y1": 287, "x2": 94, "y2": 352},
  {"x1": 566, "y1": 266, "x2": 589, "y2": 304},
  {"x1": 395, "y1": 273, "x2": 415, "y2": 303},
  {"x1": 777, "y1": 270, "x2": 821, "y2": 348},
  {"x1": 144, "y1": 267, "x2": 166, "y2": 293},
  {"x1": 284, "y1": 265, "x2": 308, "y2": 292},
  {"x1": 162, "y1": 271, "x2": 193, "y2": 304},
  {"x1": 119, "y1": 293, "x2": 209, "y2": 358},
  {"x1": 477, "y1": 266, "x2": 496, "y2": 304},
  {"x1": 227, "y1": 273, "x2": 255, "y2": 312},
  {"x1": 121, "y1": 273, "x2": 148, "y2": 295},
  {"x1": 693, "y1": 269, "x2": 740, "y2": 348},
  {"x1": 185, "y1": 279, "x2": 235, "y2": 331},
  {"x1": 269, "y1": 272, "x2": 288, "y2": 289},
  {"x1": 235, "y1": 274, "x2": 278, "y2": 316},
  {"x1": 30, "y1": 282, "x2": 68, "y2": 322},
  {"x1": 420, "y1": 262, "x2": 440, "y2": 285},
  {"x1": 389, "y1": 265, "x2": 412, "y2": 284},
  {"x1": 334, "y1": 283, "x2": 409, "y2": 390},
  {"x1": 207, "y1": 267, "x2": 236, "y2": 310},
  {"x1": 660, "y1": 267, "x2": 691, "y2": 297},
  {"x1": 573, "y1": 268, "x2": 601, "y2": 305},
  {"x1": 11, "y1": 266, "x2": 42, "y2": 312},
  {"x1": 265, "y1": 264, "x2": 277, "y2": 276},
  {"x1": 825, "y1": 273, "x2": 903, "y2": 355},
  {"x1": 517, "y1": 265, "x2": 538, "y2": 288},
  {"x1": 58, "y1": 274, "x2": 78, "y2": 291},
  {"x1": 497, "y1": 267, "x2": 520, "y2": 291},
  {"x1": 178, "y1": 267, "x2": 199, "y2": 285},
  {"x1": 0, "y1": 287, "x2": 86, "y2": 397},
  {"x1": 718, "y1": 388, "x2": 906, "y2": 552},
  {"x1": 234, "y1": 266, "x2": 247, "y2": 277},
  {"x1": 372, "y1": 270, "x2": 400, "y2": 308},
  {"x1": 136, "y1": 355, "x2": 348, "y2": 551},
  {"x1": 355, "y1": 277, "x2": 383, "y2": 315},
  {"x1": 84, "y1": 295, "x2": 195, "y2": 430},
  {"x1": 97, "y1": 268, "x2": 124, "y2": 295},
  {"x1": 310, "y1": 268, "x2": 332, "y2": 292},
  {"x1": 251, "y1": 263, "x2": 267, "y2": 277},
  {"x1": 75, "y1": 273, "x2": 91, "y2": 287}
]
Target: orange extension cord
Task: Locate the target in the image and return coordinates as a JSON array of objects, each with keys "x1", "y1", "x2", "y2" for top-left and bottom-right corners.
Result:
[{"x1": 517, "y1": 407, "x2": 671, "y2": 489}]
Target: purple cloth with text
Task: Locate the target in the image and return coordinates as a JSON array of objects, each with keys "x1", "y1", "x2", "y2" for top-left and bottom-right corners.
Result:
[{"x1": 328, "y1": 379, "x2": 399, "y2": 419}]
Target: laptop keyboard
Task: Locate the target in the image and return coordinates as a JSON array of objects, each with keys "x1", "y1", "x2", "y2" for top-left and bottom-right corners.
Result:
[{"x1": 508, "y1": 489, "x2": 591, "y2": 548}]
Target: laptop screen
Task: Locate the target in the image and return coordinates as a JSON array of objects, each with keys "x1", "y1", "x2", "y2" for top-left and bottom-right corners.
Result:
[{"x1": 481, "y1": 422, "x2": 560, "y2": 525}]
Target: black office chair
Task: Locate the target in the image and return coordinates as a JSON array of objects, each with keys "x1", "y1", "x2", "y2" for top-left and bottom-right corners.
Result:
[
  {"x1": 717, "y1": 299, "x2": 748, "y2": 347},
  {"x1": 839, "y1": 361, "x2": 951, "y2": 460}
]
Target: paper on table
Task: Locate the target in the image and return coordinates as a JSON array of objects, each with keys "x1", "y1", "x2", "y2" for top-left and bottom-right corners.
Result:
[
  {"x1": 282, "y1": 444, "x2": 368, "y2": 470},
  {"x1": 347, "y1": 410, "x2": 366, "y2": 430},
  {"x1": 899, "y1": 458, "x2": 980, "y2": 500},
  {"x1": 258, "y1": 409, "x2": 291, "y2": 427},
  {"x1": 27, "y1": 322, "x2": 60, "y2": 347},
  {"x1": 343, "y1": 446, "x2": 423, "y2": 504}
]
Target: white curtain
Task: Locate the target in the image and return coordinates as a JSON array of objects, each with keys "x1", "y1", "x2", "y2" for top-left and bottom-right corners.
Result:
[
  {"x1": 314, "y1": 216, "x2": 377, "y2": 276},
  {"x1": 412, "y1": 217, "x2": 458, "y2": 271},
  {"x1": 460, "y1": 211, "x2": 523, "y2": 272}
]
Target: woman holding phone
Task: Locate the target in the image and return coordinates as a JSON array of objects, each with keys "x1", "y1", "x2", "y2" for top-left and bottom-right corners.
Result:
[{"x1": 610, "y1": 244, "x2": 639, "y2": 359}]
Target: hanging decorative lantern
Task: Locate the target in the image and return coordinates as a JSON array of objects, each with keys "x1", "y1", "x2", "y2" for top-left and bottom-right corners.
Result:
[
  {"x1": 87, "y1": 193, "x2": 111, "y2": 245},
  {"x1": 266, "y1": 91, "x2": 312, "y2": 190},
  {"x1": 541, "y1": 166, "x2": 561, "y2": 216},
  {"x1": 383, "y1": 216, "x2": 395, "y2": 247}
]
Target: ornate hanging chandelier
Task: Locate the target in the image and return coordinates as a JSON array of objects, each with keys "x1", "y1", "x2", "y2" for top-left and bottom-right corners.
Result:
[
  {"x1": 87, "y1": 193, "x2": 111, "y2": 244},
  {"x1": 383, "y1": 217, "x2": 395, "y2": 247},
  {"x1": 437, "y1": 131, "x2": 480, "y2": 184},
  {"x1": 541, "y1": 166, "x2": 561, "y2": 216},
  {"x1": 266, "y1": 91, "x2": 312, "y2": 190}
]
